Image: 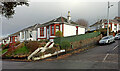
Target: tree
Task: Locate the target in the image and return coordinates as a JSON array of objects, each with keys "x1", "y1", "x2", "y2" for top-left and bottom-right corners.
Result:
[
  {"x1": 75, "y1": 19, "x2": 88, "y2": 28},
  {"x1": 0, "y1": 1, "x2": 29, "y2": 18},
  {"x1": 55, "y1": 31, "x2": 63, "y2": 37}
]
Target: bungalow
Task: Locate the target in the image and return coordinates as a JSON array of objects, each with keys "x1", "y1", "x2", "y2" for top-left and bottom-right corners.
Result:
[
  {"x1": 19, "y1": 24, "x2": 40, "y2": 42},
  {"x1": 37, "y1": 11, "x2": 86, "y2": 42},
  {"x1": 90, "y1": 19, "x2": 120, "y2": 33}
]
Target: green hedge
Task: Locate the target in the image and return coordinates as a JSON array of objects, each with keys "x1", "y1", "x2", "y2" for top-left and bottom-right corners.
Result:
[{"x1": 54, "y1": 32, "x2": 101, "y2": 44}]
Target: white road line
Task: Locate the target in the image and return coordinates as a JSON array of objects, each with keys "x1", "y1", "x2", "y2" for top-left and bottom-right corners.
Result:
[
  {"x1": 112, "y1": 45, "x2": 118, "y2": 50},
  {"x1": 102, "y1": 45, "x2": 118, "y2": 62},
  {"x1": 102, "y1": 53, "x2": 109, "y2": 62}
]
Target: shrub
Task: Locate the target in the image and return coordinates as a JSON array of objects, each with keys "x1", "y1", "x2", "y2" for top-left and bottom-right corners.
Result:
[
  {"x1": 13, "y1": 41, "x2": 20, "y2": 46},
  {"x1": 6, "y1": 43, "x2": 25, "y2": 55},
  {"x1": 2, "y1": 49, "x2": 8, "y2": 54},
  {"x1": 1, "y1": 44, "x2": 5, "y2": 47},
  {"x1": 60, "y1": 41, "x2": 70, "y2": 50},
  {"x1": 26, "y1": 41, "x2": 40, "y2": 52},
  {"x1": 2, "y1": 44, "x2": 9, "y2": 50},
  {"x1": 55, "y1": 31, "x2": 63, "y2": 37}
]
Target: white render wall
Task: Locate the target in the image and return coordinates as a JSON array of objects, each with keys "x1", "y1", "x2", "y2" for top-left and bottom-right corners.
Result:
[
  {"x1": 78, "y1": 27, "x2": 85, "y2": 35},
  {"x1": 32, "y1": 30, "x2": 37, "y2": 41},
  {"x1": 64, "y1": 24, "x2": 76, "y2": 37},
  {"x1": 63, "y1": 24, "x2": 85, "y2": 37}
]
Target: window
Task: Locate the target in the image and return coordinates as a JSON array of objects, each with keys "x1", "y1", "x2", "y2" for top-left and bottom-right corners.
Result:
[
  {"x1": 30, "y1": 31, "x2": 32, "y2": 38},
  {"x1": 114, "y1": 24, "x2": 117, "y2": 30},
  {"x1": 40, "y1": 27, "x2": 44, "y2": 36},
  {"x1": 51, "y1": 25, "x2": 54, "y2": 35},
  {"x1": 22, "y1": 31, "x2": 24, "y2": 39},
  {"x1": 56, "y1": 25, "x2": 60, "y2": 32}
]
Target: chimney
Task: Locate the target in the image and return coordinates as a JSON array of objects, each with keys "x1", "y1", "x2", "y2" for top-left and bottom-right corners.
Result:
[{"x1": 67, "y1": 11, "x2": 71, "y2": 24}]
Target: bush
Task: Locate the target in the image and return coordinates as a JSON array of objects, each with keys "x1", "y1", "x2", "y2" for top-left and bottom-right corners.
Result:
[
  {"x1": 2, "y1": 49, "x2": 8, "y2": 54},
  {"x1": 26, "y1": 41, "x2": 40, "y2": 52},
  {"x1": 55, "y1": 31, "x2": 63, "y2": 37},
  {"x1": 2, "y1": 44, "x2": 9, "y2": 50},
  {"x1": 6, "y1": 43, "x2": 25, "y2": 55},
  {"x1": 39, "y1": 39, "x2": 48, "y2": 43},
  {"x1": 60, "y1": 41, "x2": 70, "y2": 50},
  {"x1": 12, "y1": 41, "x2": 20, "y2": 46}
]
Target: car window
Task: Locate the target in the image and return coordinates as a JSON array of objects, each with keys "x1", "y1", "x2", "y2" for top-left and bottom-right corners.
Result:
[{"x1": 102, "y1": 37, "x2": 109, "y2": 40}]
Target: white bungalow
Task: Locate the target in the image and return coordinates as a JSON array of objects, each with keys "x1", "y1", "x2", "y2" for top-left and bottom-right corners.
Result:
[
  {"x1": 19, "y1": 24, "x2": 39, "y2": 42},
  {"x1": 37, "y1": 11, "x2": 86, "y2": 42}
]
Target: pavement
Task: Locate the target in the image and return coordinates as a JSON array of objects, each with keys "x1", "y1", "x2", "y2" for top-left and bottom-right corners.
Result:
[{"x1": 1, "y1": 40, "x2": 119, "y2": 69}]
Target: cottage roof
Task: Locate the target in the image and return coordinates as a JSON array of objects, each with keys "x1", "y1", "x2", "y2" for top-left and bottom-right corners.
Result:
[
  {"x1": 8, "y1": 24, "x2": 41, "y2": 37},
  {"x1": 37, "y1": 16, "x2": 85, "y2": 28}
]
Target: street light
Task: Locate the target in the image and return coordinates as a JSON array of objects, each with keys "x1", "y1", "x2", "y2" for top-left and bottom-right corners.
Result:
[{"x1": 107, "y1": 2, "x2": 113, "y2": 36}]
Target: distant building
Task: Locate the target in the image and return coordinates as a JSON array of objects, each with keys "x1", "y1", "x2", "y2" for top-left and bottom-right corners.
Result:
[{"x1": 90, "y1": 18, "x2": 120, "y2": 33}]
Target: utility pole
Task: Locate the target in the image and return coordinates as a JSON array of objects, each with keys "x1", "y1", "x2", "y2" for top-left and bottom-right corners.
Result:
[
  {"x1": 107, "y1": 2, "x2": 109, "y2": 36},
  {"x1": 107, "y1": 2, "x2": 113, "y2": 36}
]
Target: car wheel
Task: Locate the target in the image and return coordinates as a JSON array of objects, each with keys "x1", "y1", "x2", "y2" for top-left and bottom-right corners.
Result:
[{"x1": 108, "y1": 40, "x2": 110, "y2": 44}]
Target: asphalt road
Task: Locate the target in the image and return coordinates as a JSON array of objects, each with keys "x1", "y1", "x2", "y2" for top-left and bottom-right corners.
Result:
[{"x1": 2, "y1": 40, "x2": 119, "y2": 69}]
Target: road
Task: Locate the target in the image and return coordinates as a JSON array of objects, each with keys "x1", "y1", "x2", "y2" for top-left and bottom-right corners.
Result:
[{"x1": 2, "y1": 40, "x2": 119, "y2": 69}]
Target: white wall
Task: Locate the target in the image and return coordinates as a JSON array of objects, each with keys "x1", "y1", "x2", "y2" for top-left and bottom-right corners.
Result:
[
  {"x1": 64, "y1": 24, "x2": 76, "y2": 37},
  {"x1": 78, "y1": 27, "x2": 85, "y2": 35},
  {"x1": 63, "y1": 24, "x2": 85, "y2": 37},
  {"x1": 32, "y1": 30, "x2": 37, "y2": 41}
]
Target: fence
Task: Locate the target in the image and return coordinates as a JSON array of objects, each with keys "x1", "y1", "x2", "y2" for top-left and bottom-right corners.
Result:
[{"x1": 54, "y1": 32, "x2": 101, "y2": 44}]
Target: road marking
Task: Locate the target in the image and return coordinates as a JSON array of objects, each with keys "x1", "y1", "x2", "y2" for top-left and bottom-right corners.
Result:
[
  {"x1": 103, "y1": 45, "x2": 118, "y2": 62},
  {"x1": 112, "y1": 45, "x2": 118, "y2": 51},
  {"x1": 102, "y1": 53, "x2": 109, "y2": 62}
]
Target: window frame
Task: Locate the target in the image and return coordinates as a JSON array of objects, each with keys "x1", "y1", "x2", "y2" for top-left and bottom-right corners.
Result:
[{"x1": 40, "y1": 27, "x2": 44, "y2": 37}]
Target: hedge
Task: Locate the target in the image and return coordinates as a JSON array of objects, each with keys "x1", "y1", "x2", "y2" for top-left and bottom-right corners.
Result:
[{"x1": 54, "y1": 32, "x2": 101, "y2": 45}]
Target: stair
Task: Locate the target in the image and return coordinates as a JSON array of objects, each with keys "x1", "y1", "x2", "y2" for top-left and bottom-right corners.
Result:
[{"x1": 28, "y1": 42, "x2": 54, "y2": 60}]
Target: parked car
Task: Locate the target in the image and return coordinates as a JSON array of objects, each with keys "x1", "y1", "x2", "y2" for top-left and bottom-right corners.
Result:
[
  {"x1": 115, "y1": 33, "x2": 120, "y2": 39},
  {"x1": 99, "y1": 35, "x2": 115, "y2": 44}
]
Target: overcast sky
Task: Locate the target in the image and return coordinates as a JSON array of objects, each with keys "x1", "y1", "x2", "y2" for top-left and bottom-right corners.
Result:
[{"x1": 1, "y1": 1, "x2": 119, "y2": 37}]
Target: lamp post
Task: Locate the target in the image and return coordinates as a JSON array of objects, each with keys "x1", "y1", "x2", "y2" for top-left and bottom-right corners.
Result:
[{"x1": 107, "y1": 2, "x2": 113, "y2": 36}]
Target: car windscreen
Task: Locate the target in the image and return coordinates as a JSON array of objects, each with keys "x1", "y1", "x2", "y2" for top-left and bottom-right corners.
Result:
[{"x1": 102, "y1": 37, "x2": 109, "y2": 40}]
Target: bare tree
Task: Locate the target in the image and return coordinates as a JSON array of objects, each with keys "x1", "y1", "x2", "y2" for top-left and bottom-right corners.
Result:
[{"x1": 75, "y1": 19, "x2": 88, "y2": 28}]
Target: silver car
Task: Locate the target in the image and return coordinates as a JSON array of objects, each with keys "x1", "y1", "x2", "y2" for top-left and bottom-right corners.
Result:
[
  {"x1": 115, "y1": 33, "x2": 120, "y2": 39},
  {"x1": 99, "y1": 35, "x2": 115, "y2": 44}
]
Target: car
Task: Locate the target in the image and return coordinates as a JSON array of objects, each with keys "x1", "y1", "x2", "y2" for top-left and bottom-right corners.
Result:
[
  {"x1": 99, "y1": 35, "x2": 115, "y2": 44},
  {"x1": 115, "y1": 33, "x2": 120, "y2": 39}
]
